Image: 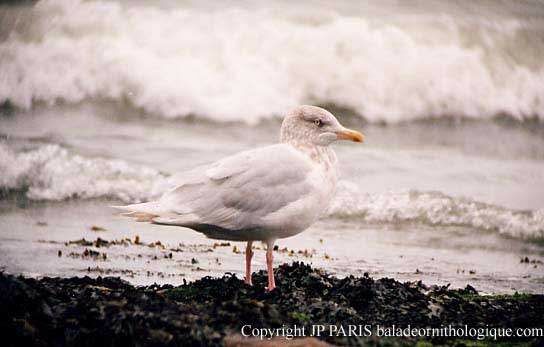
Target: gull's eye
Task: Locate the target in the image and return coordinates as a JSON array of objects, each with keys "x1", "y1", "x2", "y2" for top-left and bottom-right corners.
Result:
[{"x1": 314, "y1": 119, "x2": 322, "y2": 127}]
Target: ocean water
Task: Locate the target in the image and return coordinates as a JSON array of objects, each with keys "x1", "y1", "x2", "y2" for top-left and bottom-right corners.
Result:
[{"x1": 1, "y1": 0, "x2": 543, "y2": 293}]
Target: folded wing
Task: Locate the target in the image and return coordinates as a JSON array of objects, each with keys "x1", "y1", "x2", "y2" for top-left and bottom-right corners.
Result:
[{"x1": 117, "y1": 144, "x2": 315, "y2": 232}]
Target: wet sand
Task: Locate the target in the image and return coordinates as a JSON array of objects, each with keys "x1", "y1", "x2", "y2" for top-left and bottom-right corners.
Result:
[{"x1": 1, "y1": 199, "x2": 542, "y2": 294}]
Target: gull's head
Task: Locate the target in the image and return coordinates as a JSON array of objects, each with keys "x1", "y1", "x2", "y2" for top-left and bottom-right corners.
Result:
[{"x1": 280, "y1": 105, "x2": 364, "y2": 146}]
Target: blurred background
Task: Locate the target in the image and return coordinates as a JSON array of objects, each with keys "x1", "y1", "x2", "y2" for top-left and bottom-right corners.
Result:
[{"x1": 1, "y1": 0, "x2": 543, "y2": 293}]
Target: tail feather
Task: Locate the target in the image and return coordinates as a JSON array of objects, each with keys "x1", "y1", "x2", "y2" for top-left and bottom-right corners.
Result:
[
  {"x1": 113, "y1": 201, "x2": 200, "y2": 225},
  {"x1": 112, "y1": 201, "x2": 163, "y2": 214},
  {"x1": 112, "y1": 201, "x2": 162, "y2": 222}
]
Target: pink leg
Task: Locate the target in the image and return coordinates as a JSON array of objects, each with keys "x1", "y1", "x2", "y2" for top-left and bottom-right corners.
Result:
[
  {"x1": 266, "y1": 240, "x2": 276, "y2": 291},
  {"x1": 244, "y1": 241, "x2": 253, "y2": 285}
]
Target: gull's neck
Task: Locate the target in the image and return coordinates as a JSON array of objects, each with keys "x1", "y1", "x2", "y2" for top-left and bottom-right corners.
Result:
[{"x1": 283, "y1": 139, "x2": 337, "y2": 169}]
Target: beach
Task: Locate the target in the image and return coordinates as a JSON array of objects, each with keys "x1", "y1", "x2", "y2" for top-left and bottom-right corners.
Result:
[
  {"x1": 1, "y1": 0, "x2": 544, "y2": 345},
  {"x1": 1, "y1": 105, "x2": 543, "y2": 294}
]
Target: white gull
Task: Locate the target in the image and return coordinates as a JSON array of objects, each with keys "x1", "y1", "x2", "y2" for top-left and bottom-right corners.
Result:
[{"x1": 114, "y1": 105, "x2": 364, "y2": 290}]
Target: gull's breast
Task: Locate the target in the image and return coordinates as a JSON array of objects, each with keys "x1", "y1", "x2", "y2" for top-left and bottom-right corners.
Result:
[{"x1": 260, "y1": 150, "x2": 338, "y2": 239}]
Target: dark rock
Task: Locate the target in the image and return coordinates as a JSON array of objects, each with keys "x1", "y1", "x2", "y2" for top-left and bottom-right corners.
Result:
[{"x1": 0, "y1": 262, "x2": 543, "y2": 346}]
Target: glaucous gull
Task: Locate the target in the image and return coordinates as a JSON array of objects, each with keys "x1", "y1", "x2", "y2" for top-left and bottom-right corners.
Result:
[{"x1": 114, "y1": 105, "x2": 364, "y2": 290}]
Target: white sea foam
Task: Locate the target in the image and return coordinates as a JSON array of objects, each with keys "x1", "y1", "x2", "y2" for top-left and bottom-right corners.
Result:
[
  {"x1": 1, "y1": 143, "x2": 542, "y2": 241},
  {"x1": 330, "y1": 181, "x2": 544, "y2": 241},
  {"x1": 0, "y1": 143, "x2": 168, "y2": 202},
  {"x1": 1, "y1": 0, "x2": 543, "y2": 123}
]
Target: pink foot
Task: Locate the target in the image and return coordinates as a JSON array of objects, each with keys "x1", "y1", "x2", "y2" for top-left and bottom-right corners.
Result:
[
  {"x1": 265, "y1": 241, "x2": 276, "y2": 291},
  {"x1": 244, "y1": 241, "x2": 253, "y2": 286}
]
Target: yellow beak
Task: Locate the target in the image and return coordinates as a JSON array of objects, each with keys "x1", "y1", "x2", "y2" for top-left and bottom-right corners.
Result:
[{"x1": 336, "y1": 128, "x2": 364, "y2": 143}]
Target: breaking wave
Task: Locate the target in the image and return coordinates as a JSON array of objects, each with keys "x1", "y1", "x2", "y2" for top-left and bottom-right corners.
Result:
[
  {"x1": 1, "y1": 0, "x2": 544, "y2": 123},
  {"x1": 0, "y1": 143, "x2": 168, "y2": 202},
  {"x1": 330, "y1": 181, "x2": 544, "y2": 241},
  {"x1": 1, "y1": 143, "x2": 542, "y2": 241}
]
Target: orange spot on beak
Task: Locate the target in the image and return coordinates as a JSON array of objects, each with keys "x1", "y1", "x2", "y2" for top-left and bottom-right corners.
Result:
[{"x1": 336, "y1": 128, "x2": 364, "y2": 143}]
